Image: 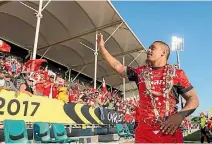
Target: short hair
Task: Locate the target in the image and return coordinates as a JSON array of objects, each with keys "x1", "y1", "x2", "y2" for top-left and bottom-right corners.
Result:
[{"x1": 153, "y1": 41, "x2": 170, "y2": 60}]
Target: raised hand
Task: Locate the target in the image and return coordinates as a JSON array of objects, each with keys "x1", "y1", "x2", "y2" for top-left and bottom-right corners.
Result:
[{"x1": 97, "y1": 33, "x2": 105, "y2": 49}]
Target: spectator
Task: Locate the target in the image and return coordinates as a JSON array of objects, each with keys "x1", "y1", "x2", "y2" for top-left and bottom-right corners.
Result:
[
  {"x1": 0, "y1": 47, "x2": 138, "y2": 122},
  {"x1": 89, "y1": 97, "x2": 95, "y2": 108},
  {"x1": 58, "y1": 87, "x2": 69, "y2": 103},
  {"x1": 13, "y1": 73, "x2": 26, "y2": 91},
  {"x1": 19, "y1": 77, "x2": 33, "y2": 96},
  {"x1": 102, "y1": 97, "x2": 109, "y2": 108},
  {"x1": 4, "y1": 71, "x2": 17, "y2": 91},
  {"x1": 208, "y1": 117, "x2": 212, "y2": 131},
  {"x1": 0, "y1": 67, "x2": 7, "y2": 87},
  {"x1": 108, "y1": 99, "x2": 115, "y2": 110},
  {"x1": 200, "y1": 112, "x2": 211, "y2": 143},
  {"x1": 35, "y1": 72, "x2": 45, "y2": 96},
  {"x1": 52, "y1": 83, "x2": 58, "y2": 99},
  {"x1": 43, "y1": 75, "x2": 54, "y2": 97},
  {"x1": 79, "y1": 93, "x2": 89, "y2": 105}
]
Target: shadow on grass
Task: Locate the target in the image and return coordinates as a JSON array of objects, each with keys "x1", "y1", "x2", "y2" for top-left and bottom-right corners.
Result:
[{"x1": 184, "y1": 130, "x2": 200, "y2": 143}]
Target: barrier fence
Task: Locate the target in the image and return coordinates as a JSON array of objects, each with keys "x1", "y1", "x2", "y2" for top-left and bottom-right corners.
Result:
[{"x1": 0, "y1": 90, "x2": 125, "y2": 125}]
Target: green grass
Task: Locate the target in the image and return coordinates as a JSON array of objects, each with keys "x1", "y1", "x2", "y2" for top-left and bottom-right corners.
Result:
[{"x1": 184, "y1": 130, "x2": 200, "y2": 142}]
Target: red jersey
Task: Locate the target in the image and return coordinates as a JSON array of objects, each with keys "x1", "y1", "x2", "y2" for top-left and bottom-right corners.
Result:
[
  {"x1": 43, "y1": 80, "x2": 51, "y2": 97},
  {"x1": 208, "y1": 120, "x2": 212, "y2": 130},
  {"x1": 118, "y1": 105, "x2": 123, "y2": 111},
  {"x1": 129, "y1": 100, "x2": 133, "y2": 105},
  {"x1": 73, "y1": 89, "x2": 78, "y2": 95},
  {"x1": 127, "y1": 64, "x2": 192, "y2": 143},
  {"x1": 100, "y1": 97, "x2": 105, "y2": 103},
  {"x1": 127, "y1": 65, "x2": 192, "y2": 120},
  {"x1": 69, "y1": 95, "x2": 76, "y2": 102},
  {"x1": 134, "y1": 106, "x2": 140, "y2": 122},
  {"x1": 52, "y1": 88, "x2": 58, "y2": 99},
  {"x1": 36, "y1": 83, "x2": 44, "y2": 94},
  {"x1": 102, "y1": 87, "x2": 107, "y2": 94},
  {"x1": 125, "y1": 113, "x2": 133, "y2": 123}
]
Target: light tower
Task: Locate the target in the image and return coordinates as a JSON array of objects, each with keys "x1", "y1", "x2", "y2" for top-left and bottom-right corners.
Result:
[{"x1": 171, "y1": 36, "x2": 185, "y2": 109}]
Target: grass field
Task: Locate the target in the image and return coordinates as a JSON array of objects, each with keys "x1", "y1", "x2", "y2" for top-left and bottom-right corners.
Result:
[{"x1": 184, "y1": 130, "x2": 200, "y2": 142}]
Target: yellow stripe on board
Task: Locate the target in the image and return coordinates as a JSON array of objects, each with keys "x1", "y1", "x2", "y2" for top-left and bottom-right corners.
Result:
[
  {"x1": 89, "y1": 107, "x2": 103, "y2": 125},
  {"x1": 74, "y1": 104, "x2": 91, "y2": 124}
]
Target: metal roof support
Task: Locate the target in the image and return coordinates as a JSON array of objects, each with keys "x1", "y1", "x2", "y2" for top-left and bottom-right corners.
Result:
[
  {"x1": 107, "y1": 1, "x2": 146, "y2": 51},
  {"x1": 97, "y1": 83, "x2": 103, "y2": 91},
  {"x1": 41, "y1": 0, "x2": 51, "y2": 11},
  {"x1": 18, "y1": 0, "x2": 44, "y2": 60},
  {"x1": 94, "y1": 31, "x2": 98, "y2": 89},
  {"x1": 68, "y1": 68, "x2": 72, "y2": 82},
  {"x1": 32, "y1": 0, "x2": 43, "y2": 60},
  {"x1": 128, "y1": 50, "x2": 144, "y2": 66},
  {"x1": 79, "y1": 21, "x2": 124, "y2": 90},
  {"x1": 18, "y1": 1, "x2": 38, "y2": 13},
  {"x1": 37, "y1": 20, "x2": 123, "y2": 51},
  {"x1": 27, "y1": 0, "x2": 51, "y2": 60},
  {"x1": 78, "y1": 41, "x2": 95, "y2": 52},
  {"x1": 25, "y1": 50, "x2": 31, "y2": 59},
  {"x1": 72, "y1": 65, "x2": 86, "y2": 82},
  {"x1": 113, "y1": 90, "x2": 119, "y2": 96},
  {"x1": 40, "y1": 46, "x2": 52, "y2": 59},
  {"x1": 104, "y1": 22, "x2": 123, "y2": 43},
  {"x1": 73, "y1": 48, "x2": 144, "y2": 69},
  {"x1": 79, "y1": 22, "x2": 124, "y2": 87},
  {"x1": 123, "y1": 55, "x2": 126, "y2": 100}
]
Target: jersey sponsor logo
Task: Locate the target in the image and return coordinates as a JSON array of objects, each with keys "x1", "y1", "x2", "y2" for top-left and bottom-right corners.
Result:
[{"x1": 153, "y1": 80, "x2": 163, "y2": 85}]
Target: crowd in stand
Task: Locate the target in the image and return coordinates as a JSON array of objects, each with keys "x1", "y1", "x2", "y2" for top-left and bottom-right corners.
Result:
[{"x1": 0, "y1": 40, "x2": 139, "y2": 123}]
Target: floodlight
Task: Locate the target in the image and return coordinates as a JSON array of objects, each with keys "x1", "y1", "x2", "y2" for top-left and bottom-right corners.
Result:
[{"x1": 171, "y1": 36, "x2": 184, "y2": 51}]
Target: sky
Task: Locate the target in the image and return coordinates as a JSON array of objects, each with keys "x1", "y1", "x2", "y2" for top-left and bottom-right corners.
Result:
[{"x1": 112, "y1": 1, "x2": 212, "y2": 116}]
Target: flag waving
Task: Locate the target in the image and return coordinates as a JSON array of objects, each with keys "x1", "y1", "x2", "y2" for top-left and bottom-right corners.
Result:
[
  {"x1": 0, "y1": 40, "x2": 11, "y2": 52},
  {"x1": 23, "y1": 59, "x2": 47, "y2": 73}
]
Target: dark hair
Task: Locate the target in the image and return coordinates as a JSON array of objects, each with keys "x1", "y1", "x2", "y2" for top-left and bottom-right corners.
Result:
[{"x1": 153, "y1": 41, "x2": 170, "y2": 60}]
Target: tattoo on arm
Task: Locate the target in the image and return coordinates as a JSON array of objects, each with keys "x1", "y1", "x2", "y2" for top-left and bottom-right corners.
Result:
[{"x1": 112, "y1": 61, "x2": 126, "y2": 77}]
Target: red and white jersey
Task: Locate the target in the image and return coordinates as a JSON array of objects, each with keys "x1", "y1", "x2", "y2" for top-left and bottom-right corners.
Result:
[{"x1": 127, "y1": 64, "x2": 193, "y2": 120}]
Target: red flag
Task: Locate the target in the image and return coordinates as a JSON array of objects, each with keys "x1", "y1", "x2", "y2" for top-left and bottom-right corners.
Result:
[
  {"x1": 0, "y1": 40, "x2": 11, "y2": 52},
  {"x1": 23, "y1": 59, "x2": 47, "y2": 73}
]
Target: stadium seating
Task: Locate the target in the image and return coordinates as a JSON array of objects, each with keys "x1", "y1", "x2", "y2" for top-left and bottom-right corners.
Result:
[
  {"x1": 115, "y1": 123, "x2": 129, "y2": 140},
  {"x1": 33, "y1": 122, "x2": 63, "y2": 143},
  {"x1": 52, "y1": 123, "x2": 79, "y2": 143},
  {"x1": 2, "y1": 119, "x2": 134, "y2": 143},
  {"x1": 3, "y1": 120, "x2": 31, "y2": 143},
  {"x1": 123, "y1": 123, "x2": 134, "y2": 138}
]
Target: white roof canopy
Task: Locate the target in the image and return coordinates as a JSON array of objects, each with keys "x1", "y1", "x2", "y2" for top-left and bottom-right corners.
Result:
[{"x1": 0, "y1": 1, "x2": 147, "y2": 97}]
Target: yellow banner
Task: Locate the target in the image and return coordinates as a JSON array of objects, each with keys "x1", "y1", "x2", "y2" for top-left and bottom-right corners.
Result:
[{"x1": 0, "y1": 90, "x2": 75, "y2": 124}]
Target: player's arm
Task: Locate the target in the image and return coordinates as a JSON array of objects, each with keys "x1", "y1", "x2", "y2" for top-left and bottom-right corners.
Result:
[
  {"x1": 176, "y1": 70, "x2": 199, "y2": 118},
  {"x1": 97, "y1": 33, "x2": 127, "y2": 78},
  {"x1": 161, "y1": 70, "x2": 199, "y2": 135},
  {"x1": 178, "y1": 88, "x2": 199, "y2": 118}
]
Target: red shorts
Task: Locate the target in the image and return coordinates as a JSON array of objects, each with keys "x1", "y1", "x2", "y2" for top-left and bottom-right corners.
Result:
[{"x1": 135, "y1": 123, "x2": 184, "y2": 143}]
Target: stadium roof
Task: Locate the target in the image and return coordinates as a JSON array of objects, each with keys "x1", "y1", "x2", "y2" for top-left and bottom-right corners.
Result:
[{"x1": 0, "y1": 1, "x2": 147, "y2": 97}]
